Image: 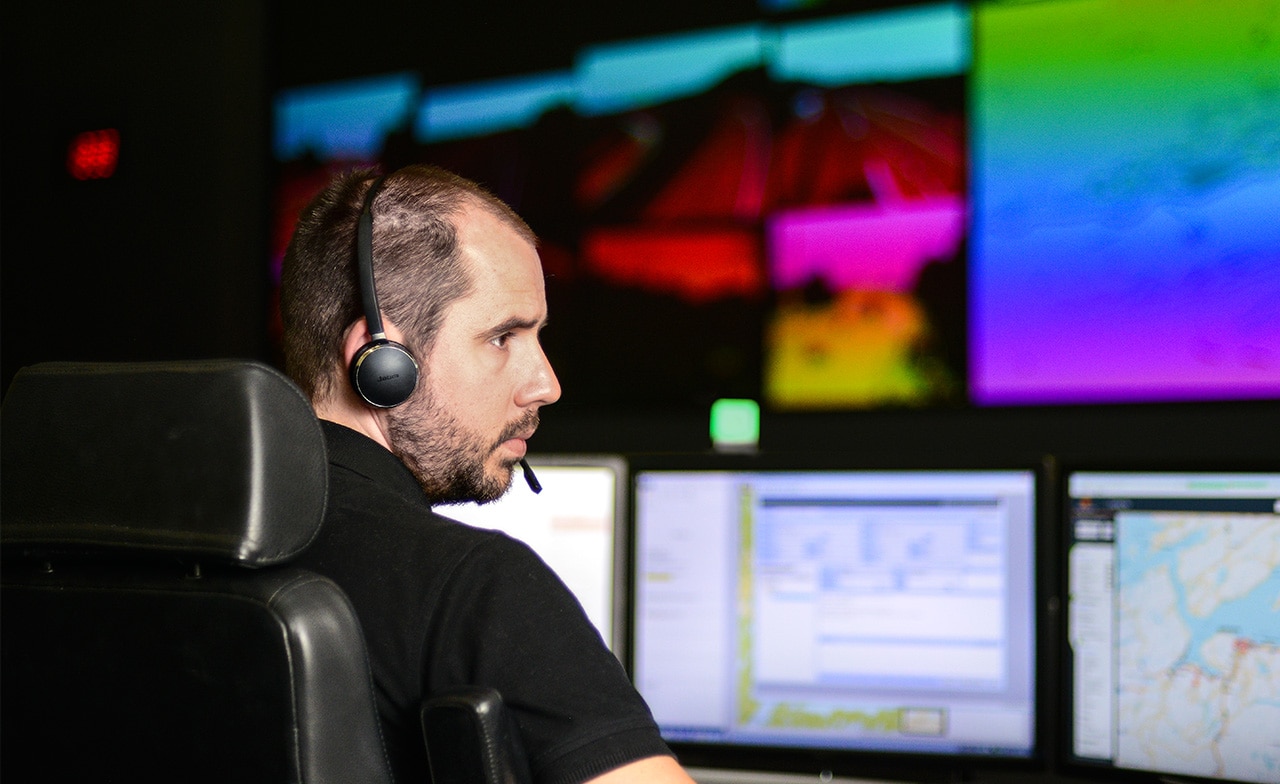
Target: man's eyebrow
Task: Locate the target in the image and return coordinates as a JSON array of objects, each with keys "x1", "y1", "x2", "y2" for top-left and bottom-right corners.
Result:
[{"x1": 481, "y1": 315, "x2": 546, "y2": 338}]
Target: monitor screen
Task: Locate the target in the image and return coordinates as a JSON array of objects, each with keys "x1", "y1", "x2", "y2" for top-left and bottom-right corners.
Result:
[
  {"x1": 630, "y1": 458, "x2": 1041, "y2": 777},
  {"x1": 1063, "y1": 470, "x2": 1280, "y2": 783},
  {"x1": 439, "y1": 454, "x2": 628, "y2": 654},
  {"x1": 970, "y1": 0, "x2": 1280, "y2": 405}
]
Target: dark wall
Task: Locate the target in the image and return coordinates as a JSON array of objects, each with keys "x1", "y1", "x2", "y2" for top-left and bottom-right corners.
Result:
[
  {"x1": 1, "y1": 1, "x2": 269, "y2": 392},
  {"x1": 269, "y1": 0, "x2": 764, "y2": 89},
  {"x1": 0, "y1": 0, "x2": 761, "y2": 393}
]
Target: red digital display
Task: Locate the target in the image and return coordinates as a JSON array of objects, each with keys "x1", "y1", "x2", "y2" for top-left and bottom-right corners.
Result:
[{"x1": 67, "y1": 129, "x2": 120, "y2": 180}]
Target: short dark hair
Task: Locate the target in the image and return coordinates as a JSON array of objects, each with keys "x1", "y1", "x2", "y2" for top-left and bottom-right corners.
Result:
[{"x1": 280, "y1": 164, "x2": 536, "y2": 402}]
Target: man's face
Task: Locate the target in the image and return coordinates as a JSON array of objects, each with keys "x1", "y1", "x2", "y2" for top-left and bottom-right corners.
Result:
[{"x1": 387, "y1": 205, "x2": 560, "y2": 504}]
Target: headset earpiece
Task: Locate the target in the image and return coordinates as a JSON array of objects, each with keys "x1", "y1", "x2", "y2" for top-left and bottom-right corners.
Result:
[
  {"x1": 348, "y1": 173, "x2": 420, "y2": 408},
  {"x1": 350, "y1": 338, "x2": 419, "y2": 408}
]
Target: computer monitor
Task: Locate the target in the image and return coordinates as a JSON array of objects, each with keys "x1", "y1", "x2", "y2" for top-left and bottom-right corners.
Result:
[
  {"x1": 970, "y1": 0, "x2": 1280, "y2": 406},
  {"x1": 1062, "y1": 469, "x2": 1280, "y2": 784},
  {"x1": 438, "y1": 454, "x2": 628, "y2": 654},
  {"x1": 629, "y1": 454, "x2": 1044, "y2": 779}
]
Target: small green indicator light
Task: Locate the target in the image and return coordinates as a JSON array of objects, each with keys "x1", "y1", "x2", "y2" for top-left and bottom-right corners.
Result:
[{"x1": 710, "y1": 398, "x2": 760, "y2": 451}]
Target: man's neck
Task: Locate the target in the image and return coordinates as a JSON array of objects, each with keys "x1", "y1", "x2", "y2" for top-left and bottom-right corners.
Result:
[{"x1": 314, "y1": 395, "x2": 393, "y2": 451}]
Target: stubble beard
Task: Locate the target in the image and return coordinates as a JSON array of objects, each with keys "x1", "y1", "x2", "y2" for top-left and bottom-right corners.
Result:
[{"x1": 385, "y1": 385, "x2": 539, "y2": 506}]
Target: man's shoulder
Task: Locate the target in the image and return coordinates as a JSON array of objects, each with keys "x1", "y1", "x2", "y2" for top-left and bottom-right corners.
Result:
[
  {"x1": 304, "y1": 476, "x2": 517, "y2": 600},
  {"x1": 322, "y1": 465, "x2": 528, "y2": 560}
]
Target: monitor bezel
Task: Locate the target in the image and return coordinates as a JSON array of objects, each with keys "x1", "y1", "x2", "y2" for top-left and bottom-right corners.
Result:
[
  {"x1": 624, "y1": 449, "x2": 1057, "y2": 782},
  {"x1": 1056, "y1": 459, "x2": 1280, "y2": 784}
]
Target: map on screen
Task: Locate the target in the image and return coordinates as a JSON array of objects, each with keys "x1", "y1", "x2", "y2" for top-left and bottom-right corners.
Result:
[{"x1": 1067, "y1": 472, "x2": 1280, "y2": 783}]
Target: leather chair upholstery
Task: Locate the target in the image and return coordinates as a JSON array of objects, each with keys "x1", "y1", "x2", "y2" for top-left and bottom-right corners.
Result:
[
  {"x1": 422, "y1": 687, "x2": 534, "y2": 784},
  {"x1": 0, "y1": 360, "x2": 394, "y2": 783}
]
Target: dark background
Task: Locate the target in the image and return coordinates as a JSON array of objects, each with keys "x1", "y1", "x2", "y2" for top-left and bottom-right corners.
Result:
[
  {"x1": 2, "y1": 2, "x2": 1277, "y2": 782},
  {"x1": 4, "y1": 0, "x2": 1275, "y2": 462}
]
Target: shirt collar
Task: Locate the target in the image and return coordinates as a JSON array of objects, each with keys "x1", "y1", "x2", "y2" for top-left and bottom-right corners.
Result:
[{"x1": 319, "y1": 419, "x2": 429, "y2": 509}]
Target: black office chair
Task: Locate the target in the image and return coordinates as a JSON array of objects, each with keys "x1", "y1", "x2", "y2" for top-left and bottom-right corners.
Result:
[
  {"x1": 0, "y1": 359, "x2": 395, "y2": 782},
  {"x1": 1, "y1": 359, "x2": 533, "y2": 784}
]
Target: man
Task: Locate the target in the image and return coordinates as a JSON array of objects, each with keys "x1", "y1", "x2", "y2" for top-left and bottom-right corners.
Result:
[{"x1": 280, "y1": 165, "x2": 695, "y2": 784}]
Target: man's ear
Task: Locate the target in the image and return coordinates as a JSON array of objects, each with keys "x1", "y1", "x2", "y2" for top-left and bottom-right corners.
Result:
[
  {"x1": 312, "y1": 318, "x2": 379, "y2": 422},
  {"x1": 340, "y1": 318, "x2": 375, "y2": 370},
  {"x1": 313, "y1": 317, "x2": 400, "y2": 450}
]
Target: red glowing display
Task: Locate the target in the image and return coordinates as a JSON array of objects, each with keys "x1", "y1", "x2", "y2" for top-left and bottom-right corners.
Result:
[{"x1": 68, "y1": 129, "x2": 121, "y2": 180}]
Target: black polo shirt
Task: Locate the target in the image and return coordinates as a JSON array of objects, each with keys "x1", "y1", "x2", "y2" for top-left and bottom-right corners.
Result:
[{"x1": 296, "y1": 421, "x2": 671, "y2": 784}]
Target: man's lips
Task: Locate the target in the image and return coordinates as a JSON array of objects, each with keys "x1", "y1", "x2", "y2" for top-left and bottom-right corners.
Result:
[
  {"x1": 494, "y1": 413, "x2": 539, "y2": 459},
  {"x1": 497, "y1": 430, "x2": 535, "y2": 458}
]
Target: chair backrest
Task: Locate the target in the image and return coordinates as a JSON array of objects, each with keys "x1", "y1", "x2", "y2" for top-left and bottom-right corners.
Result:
[{"x1": 1, "y1": 360, "x2": 394, "y2": 784}]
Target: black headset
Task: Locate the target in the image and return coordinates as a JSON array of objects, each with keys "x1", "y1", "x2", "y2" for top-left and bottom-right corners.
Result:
[{"x1": 348, "y1": 174, "x2": 420, "y2": 408}]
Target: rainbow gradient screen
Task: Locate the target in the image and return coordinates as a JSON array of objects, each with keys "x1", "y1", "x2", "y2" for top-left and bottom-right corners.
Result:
[{"x1": 970, "y1": 0, "x2": 1280, "y2": 404}]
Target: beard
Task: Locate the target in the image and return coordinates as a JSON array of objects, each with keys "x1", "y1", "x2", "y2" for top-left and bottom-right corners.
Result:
[{"x1": 385, "y1": 385, "x2": 539, "y2": 506}]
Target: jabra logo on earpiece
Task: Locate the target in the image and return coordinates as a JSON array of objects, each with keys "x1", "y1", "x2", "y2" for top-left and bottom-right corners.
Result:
[{"x1": 379, "y1": 374, "x2": 400, "y2": 382}]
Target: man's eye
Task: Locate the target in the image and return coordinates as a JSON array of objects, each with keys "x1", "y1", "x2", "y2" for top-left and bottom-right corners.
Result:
[{"x1": 492, "y1": 332, "x2": 513, "y2": 348}]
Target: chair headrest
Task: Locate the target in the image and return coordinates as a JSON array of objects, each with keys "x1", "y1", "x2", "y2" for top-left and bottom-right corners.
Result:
[{"x1": 1, "y1": 360, "x2": 327, "y2": 567}]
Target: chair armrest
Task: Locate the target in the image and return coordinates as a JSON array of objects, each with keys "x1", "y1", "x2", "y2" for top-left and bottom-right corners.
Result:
[{"x1": 421, "y1": 687, "x2": 533, "y2": 784}]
